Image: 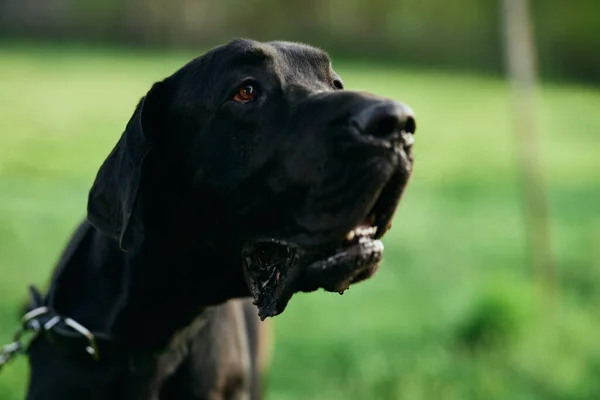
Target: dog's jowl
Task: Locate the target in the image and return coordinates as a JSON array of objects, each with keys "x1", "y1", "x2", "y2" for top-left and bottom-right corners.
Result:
[{"x1": 23, "y1": 39, "x2": 416, "y2": 400}]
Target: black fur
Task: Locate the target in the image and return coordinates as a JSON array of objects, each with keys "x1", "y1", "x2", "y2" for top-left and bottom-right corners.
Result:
[{"x1": 24, "y1": 38, "x2": 416, "y2": 399}]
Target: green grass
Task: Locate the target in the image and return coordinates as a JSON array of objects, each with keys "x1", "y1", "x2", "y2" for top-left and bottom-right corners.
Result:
[{"x1": 1, "y1": 43, "x2": 599, "y2": 400}]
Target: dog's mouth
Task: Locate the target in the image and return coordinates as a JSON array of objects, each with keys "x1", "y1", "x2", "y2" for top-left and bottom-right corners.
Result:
[{"x1": 242, "y1": 165, "x2": 411, "y2": 320}]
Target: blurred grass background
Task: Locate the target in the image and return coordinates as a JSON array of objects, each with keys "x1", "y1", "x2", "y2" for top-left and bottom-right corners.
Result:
[
  {"x1": 1, "y1": 0, "x2": 600, "y2": 399},
  {"x1": 0, "y1": 43, "x2": 598, "y2": 399}
]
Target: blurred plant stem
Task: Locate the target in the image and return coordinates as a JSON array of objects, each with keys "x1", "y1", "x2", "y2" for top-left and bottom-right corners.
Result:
[{"x1": 501, "y1": 0, "x2": 558, "y2": 307}]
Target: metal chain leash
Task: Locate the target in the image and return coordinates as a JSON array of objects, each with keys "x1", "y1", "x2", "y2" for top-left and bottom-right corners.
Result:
[
  {"x1": 0, "y1": 339, "x2": 22, "y2": 369},
  {"x1": 0, "y1": 307, "x2": 48, "y2": 372},
  {"x1": 0, "y1": 329, "x2": 32, "y2": 371},
  {"x1": 0, "y1": 305, "x2": 102, "y2": 373}
]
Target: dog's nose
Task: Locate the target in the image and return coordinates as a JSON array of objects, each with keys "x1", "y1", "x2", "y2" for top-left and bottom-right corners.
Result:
[{"x1": 352, "y1": 102, "x2": 416, "y2": 142}]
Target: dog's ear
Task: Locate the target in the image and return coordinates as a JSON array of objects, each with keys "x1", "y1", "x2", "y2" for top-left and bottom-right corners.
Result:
[{"x1": 87, "y1": 81, "x2": 166, "y2": 251}]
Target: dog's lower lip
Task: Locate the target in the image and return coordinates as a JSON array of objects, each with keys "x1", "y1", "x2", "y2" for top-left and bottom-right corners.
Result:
[
  {"x1": 243, "y1": 234, "x2": 384, "y2": 318},
  {"x1": 307, "y1": 237, "x2": 383, "y2": 271}
]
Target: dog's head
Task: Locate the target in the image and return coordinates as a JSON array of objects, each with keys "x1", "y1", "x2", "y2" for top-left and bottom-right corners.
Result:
[{"x1": 87, "y1": 39, "x2": 416, "y2": 319}]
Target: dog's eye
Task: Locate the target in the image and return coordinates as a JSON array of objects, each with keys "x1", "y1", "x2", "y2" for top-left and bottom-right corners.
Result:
[{"x1": 234, "y1": 85, "x2": 258, "y2": 103}]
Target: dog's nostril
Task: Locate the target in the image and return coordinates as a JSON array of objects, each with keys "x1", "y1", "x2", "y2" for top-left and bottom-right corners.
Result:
[
  {"x1": 365, "y1": 114, "x2": 402, "y2": 139},
  {"x1": 354, "y1": 102, "x2": 416, "y2": 141},
  {"x1": 403, "y1": 116, "x2": 416, "y2": 135}
]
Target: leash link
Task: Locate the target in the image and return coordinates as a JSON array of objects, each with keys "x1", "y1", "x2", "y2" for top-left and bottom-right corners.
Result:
[
  {"x1": 0, "y1": 306, "x2": 48, "y2": 372},
  {"x1": 0, "y1": 338, "x2": 22, "y2": 370}
]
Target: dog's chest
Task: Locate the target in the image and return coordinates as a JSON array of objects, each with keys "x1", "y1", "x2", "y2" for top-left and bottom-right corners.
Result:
[{"x1": 148, "y1": 301, "x2": 252, "y2": 400}]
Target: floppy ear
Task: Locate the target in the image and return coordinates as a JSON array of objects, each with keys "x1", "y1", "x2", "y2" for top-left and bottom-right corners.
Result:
[{"x1": 87, "y1": 81, "x2": 166, "y2": 251}]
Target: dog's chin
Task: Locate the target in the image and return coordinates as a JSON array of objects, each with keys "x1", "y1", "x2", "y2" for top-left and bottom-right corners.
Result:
[
  {"x1": 242, "y1": 157, "x2": 413, "y2": 320},
  {"x1": 242, "y1": 235, "x2": 384, "y2": 320},
  {"x1": 241, "y1": 239, "x2": 304, "y2": 320}
]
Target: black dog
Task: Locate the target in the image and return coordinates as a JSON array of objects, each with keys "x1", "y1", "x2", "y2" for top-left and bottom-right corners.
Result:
[{"x1": 22, "y1": 39, "x2": 416, "y2": 399}]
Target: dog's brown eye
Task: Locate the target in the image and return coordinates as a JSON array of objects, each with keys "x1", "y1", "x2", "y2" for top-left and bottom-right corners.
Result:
[{"x1": 234, "y1": 85, "x2": 257, "y2": 103}]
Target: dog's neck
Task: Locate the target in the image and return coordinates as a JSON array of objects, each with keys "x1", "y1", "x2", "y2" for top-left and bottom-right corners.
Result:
[{"x1": 47, "y1": 217, "x2": 250, "y2": 354}]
